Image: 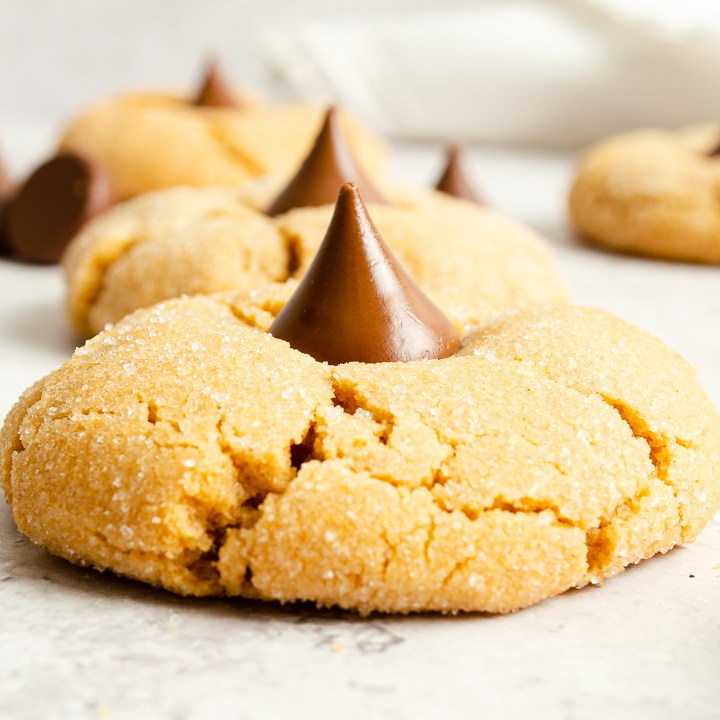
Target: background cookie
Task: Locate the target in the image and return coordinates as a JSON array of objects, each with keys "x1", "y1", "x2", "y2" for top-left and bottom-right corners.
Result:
[
  {"x1": 2, "y1": 296, "x2": 718, "y2": 614},
  {"x1": 59, "y1": 94, "x2": 386, "y2": 200},
  {"x1": 569, "y1": 124, "x2": 720, "y2": 263},
  {"x1": 63, "y1": 185, "x2": 570, "y2": 337}
]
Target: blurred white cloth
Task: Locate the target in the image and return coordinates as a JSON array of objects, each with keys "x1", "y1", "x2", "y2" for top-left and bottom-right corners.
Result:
[{"x1": 261, "y1": 0, "x2": 720, "y2": 148}]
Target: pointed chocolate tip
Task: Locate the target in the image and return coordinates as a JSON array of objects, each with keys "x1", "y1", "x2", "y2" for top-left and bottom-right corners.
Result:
[
  {"x1": 269, "y1": 183, "x2": 459, "y2": 364},
  {"x1": 707, "y1": 138, "x2": 720, "y2": 157},
  {"x1": 434, "y1": 144, "x2": 483, "y2": 204},
  {"x1": 194, "y1": 57, "x2": 239, "y2": 109},
  {"x1": 265, "y1": 106, "x2": 384, "y2": 217}
]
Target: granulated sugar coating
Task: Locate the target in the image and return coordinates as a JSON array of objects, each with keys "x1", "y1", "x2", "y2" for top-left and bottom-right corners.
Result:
[
  {"x1": 63, "y1": 185, "x2": 570, "y2": 337},
  {"x1": 2, "y1": 297, "x2": 719, "y2": 614}
]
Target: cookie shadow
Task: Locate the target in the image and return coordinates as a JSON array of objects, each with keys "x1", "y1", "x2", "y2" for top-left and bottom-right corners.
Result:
[
  {"x1": 4, "y1": 498, "x2": 691, "y2": 631},
  {"x1": 1, "y1": 298, "x2": 79, "y2": 356},
  {"x1": 3, "y1": 505, "x2": 491, "y2": 632},
  {"x1": 545, "y1": 224, "x2": 711, "y2": 269}
]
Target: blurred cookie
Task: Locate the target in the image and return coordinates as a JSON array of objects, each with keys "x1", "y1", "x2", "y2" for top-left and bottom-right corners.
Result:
[
  {"x1": 59, "y1": 65, "x2": 385, "y2": 201},
  {"x1": 569, "y1": 125, "x2": 720, "y2": 263},
  {"x1": 64, "y1": 110, "x2": 568, "y2": 337}
]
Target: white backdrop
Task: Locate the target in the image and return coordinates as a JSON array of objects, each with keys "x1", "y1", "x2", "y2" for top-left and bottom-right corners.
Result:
[{"x1": 2, "y1": 0, "x2": 720, "y2": 149}]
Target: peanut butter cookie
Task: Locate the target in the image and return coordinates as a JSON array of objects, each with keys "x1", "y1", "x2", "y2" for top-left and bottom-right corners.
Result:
[
  {"x1": 569, "y1": 124, "x2": 720, "y2": 263},
  {"x1": 3, "y1": 295, "x2": 718, "y2": 613},
  {"x1": 59, "y1": 66, "x2": 385, "y2": 201},
  {"x1": 3, "y1": 186, "x2": 718, "y2": 614}
]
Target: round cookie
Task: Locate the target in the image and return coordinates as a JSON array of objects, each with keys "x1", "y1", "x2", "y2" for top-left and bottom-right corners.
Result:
[
  {"x1": 569, "y1": 124, "x2": 720, "y2": 263},
  {"x1": 64, "y1": 185, "x2": 569, "y2": 338},
  {"x1": 2, "y1": 293, "x2": 719, "y2": 614},
  {"x1": 59, "y1": 94, "x2": 386, "y2": 201},
  {"x1": 64, "y1": 107, "x2": 562, "y2": 338}
]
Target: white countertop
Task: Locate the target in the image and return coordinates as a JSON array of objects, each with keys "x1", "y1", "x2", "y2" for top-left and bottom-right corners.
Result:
[{"x1": 1, "y1": 137, "x2": 718, "y2": 720}]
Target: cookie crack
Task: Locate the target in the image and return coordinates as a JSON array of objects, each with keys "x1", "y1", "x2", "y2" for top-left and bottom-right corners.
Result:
[
  {"x1": 214, "y1": 413, "x2": 255, "y2": 487},
  {"x1": 290, "y1": 420, "x2": 320, "y2": 470},
  {"x1": 422, "y1": 513, "x2": 437, "y2": 566},
  {"x1": 221, "y1": 291, "x2": 287, "y2": 329},
  {"x1": 596, "y1": 393, "x2": 688, "y2": 527},
  {"x1": 598, "y1": 395, "x2": 671, "y2": 482},
  {"x1": 489, "y1": 496, "x2": 573, "y2": 524},
  {"x1": 77, "y1": 232, "x2": 150, "y2": 332},
  {"x1": 275, "y1": 226, "x2": 305, "y2": 280},
  {"x1": 131, "y1": 392, "x2": 185, "y2": 433},
  {"x1": 183, "y1": 514, "x2": 231, "y2": 587},
  {"x1": 330, "y1": 376, "x2": 394, "y2": 446},
  {"x1": 482, "y1": 357, "x2": 686, "y2": 567},
  {"x1": 573, "y1": 395, "x2": 684, "y2": 578},
  {"x1": 379, "y1": 528, "x2": 394, "y2": 579},
  {"x1": 203, "y1": 404, "x2": 327, "y2": 584},
  {"x1": 440, "y1": 554, "x2": 481, "y2": 595},
  {"x1": 86, "y1": 525, "x2": 226, "y2": 592},
  {"x1": 583, "y1": 482, "x2": 654, "y2": 579},
  {"x1": 430, "y1": 492, "x2": 574, "y2": 527}
]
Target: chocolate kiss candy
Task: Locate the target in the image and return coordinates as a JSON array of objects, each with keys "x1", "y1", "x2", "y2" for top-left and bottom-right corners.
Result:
[
  {"x1": 266, "y1": 106, "x2": 384, "y2": 217},
  {"x1": 6, "y1": 153, "x2": 115, "y2": 264},
  {"x1": 0, "y1": 150, "x2": 13, "y2": 197},
  {"x1": 434, "y1": 144, "x2": 483, "y2": 204},
  {"x1": 0, "y1": 151, "x2": 15, "y2": 255},
  {"x1": 194, "y1": 58, "x2": 238, "y2": 108},
  {"x1": 269, "y1": 184, "x2": 460, "y2": 364},
  {"x1": 707, "y1": 139, "x2": 720, "y2": 157}
]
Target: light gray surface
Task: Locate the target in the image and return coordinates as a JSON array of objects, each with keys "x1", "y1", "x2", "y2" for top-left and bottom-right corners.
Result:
[{"x1": 0, "y1": 136, "x2": 719, "y2": 719}]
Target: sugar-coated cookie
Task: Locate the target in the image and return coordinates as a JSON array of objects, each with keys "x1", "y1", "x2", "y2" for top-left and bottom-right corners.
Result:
[
  {"x1": 569, "y1": 124, "x2": 720, "y2": 263},
  {"x1": 3, "y1": 295, "x2": 718, "y2": 614},
  {"x1": 8, "y1": 184, "x2": 715, "y2": 615}
]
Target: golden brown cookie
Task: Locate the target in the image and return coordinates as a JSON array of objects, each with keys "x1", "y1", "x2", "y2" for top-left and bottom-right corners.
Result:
[
  {"x1": 3, "y1": 296, "x2": 718, "y2": 614},
  {"x1": 64, "y1": 185, "x2": 570, "y2": 338},
  {"x1": 569, "y1": 124, "x2": 720, "y2": 263},
  {"x1": 59, "y1": 94, "x2": 386, "y2": 201}
]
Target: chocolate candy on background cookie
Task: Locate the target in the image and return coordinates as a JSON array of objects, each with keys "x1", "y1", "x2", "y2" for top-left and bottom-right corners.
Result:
[
  {"x1": 3, "y1": 188, "x2": 719, "y2": 612},
  {"x1": 193, "y1": 58, "x2": 240, "y2": 109},
  {"x1": 434, "y1": 144, "x2": 484, "y2": 204},
  {"x1": 706, "y1": 137, "x2": 720, "y2": 157},
  {"x1": 6, "y1": 153, "x2": 115, "y2": 264},
  {"x1": 266, "y1": 107, "x2": 384, "y2": 216},
  {"x1": 0, "y1": 149, "x2": 16, "y2": 255}
]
